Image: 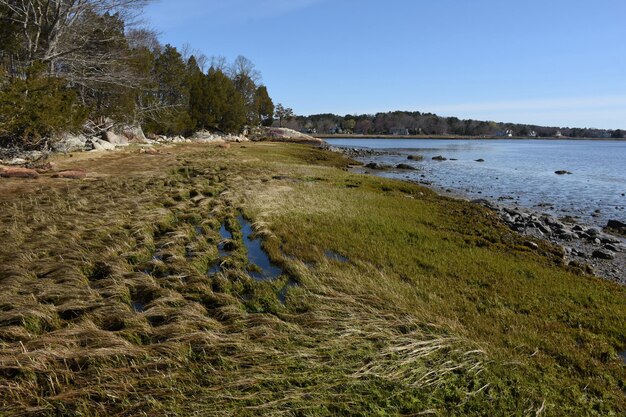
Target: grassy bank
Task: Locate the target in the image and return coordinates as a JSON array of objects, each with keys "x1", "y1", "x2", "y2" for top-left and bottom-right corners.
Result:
[{"x1": 0, "y1": 142, "x2": 624, "y2": 416}]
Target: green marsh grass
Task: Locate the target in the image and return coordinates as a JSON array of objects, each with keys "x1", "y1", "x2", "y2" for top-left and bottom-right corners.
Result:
[{"x1": 0, "y1": 142, "x2": 623, "y2": 416}]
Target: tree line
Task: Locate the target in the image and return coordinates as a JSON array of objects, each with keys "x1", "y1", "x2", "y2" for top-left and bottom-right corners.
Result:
[
  {"x1": 0, "y1": 0, "x2": 275, "y2": 150},
  {"x1": 282, "y1": 111, "x2": 624, "y2": 139}
]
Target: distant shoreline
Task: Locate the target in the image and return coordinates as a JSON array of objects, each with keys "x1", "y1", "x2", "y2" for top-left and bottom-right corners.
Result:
[{"x1": 314, "y1": 134, "x2": 626, "y2": 141}]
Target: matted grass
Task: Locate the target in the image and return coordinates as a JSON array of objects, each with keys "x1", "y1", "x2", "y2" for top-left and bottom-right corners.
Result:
[{"x1": 0, "y1": 142, "x2": 624, "y2": 416}]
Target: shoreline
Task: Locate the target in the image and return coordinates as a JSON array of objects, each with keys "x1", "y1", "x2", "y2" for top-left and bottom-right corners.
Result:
[
  {"x1": 0, "y1": 142, "x2": 625, "y2": 414},
  {"x1": 316, "y1": 133, "x2": 626, "y2": 141},
  {"x1": 333, "y1": 147, "x2": 626, "y2": 284}
]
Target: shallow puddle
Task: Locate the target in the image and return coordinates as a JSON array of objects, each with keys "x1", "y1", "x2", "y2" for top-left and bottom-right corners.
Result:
[
  {"x1": 238, "y1": 215, "x2": 283, "y2": 280},
  {"x1": 220, "y1": 224, "x2": 233, "y2": 240},
  {"x1": 217, "y1": 223, "x2": 234, "y2": 257},
  {"x1": 325, "y1": 250, "x2": 349, "y2": 263}
]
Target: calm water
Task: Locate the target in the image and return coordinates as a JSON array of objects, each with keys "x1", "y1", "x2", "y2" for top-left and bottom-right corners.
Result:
[{"x1": 326, "y1": 138, "x2": 626, "y2": 227}]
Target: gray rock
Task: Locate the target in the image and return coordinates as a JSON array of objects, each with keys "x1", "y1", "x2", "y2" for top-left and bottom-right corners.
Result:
[
  {"x1": 555, "y1": 170, "x2": 573, "y2": 175},
  {"x1": 538, "y1": 225, "x2": 552, "y2": 235},
  {"x1": 592, "y1": 249, "x2": 615, "y2": 260},
  {"x1": 396, "y1": 163, "x2": 417, "y2": 170},
  {"x1": 102, "y1": 131, "x2": 129, "y2": 146},
  {"x1": 366, "y1": 162, "x2": 389, "y2": 170},
  {"x1": 586, "y1": 228, "x2": 601, "y2": 236},
  {"x1": 122, "y1": 125, "x2": 147, "y2": 143},
  {"x1": 603, "y1": 244, "x2": 620, "y2": 252},
  {"x1": 600, "y1": 236, "x2": 621, "y2": 244},
  {"x1": 5, "y1": 157, "x2": 28, "y2": 165},
  {"x1": 91, "y1": 138, "x2": 116, "y2": 151},
  {"x1": 53, "y1": 133, "x2": 88, "y2": 153},
  {"x1": 432, "y1": 155, "x2": 447, "y2": 161},
  {"x1": 606, "y1": 219, "x2": 626, "y2": 229}
]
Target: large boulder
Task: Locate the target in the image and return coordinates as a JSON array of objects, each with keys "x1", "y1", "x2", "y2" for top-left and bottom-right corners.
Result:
[
  {"x1": 251, "y1": 127, "x2": 323, "y2": 145},
  {"x1": 605, "y1": 219, "x2": 626, "y2": 236},
  {"x1": 90, "y1": 138, "x2": 116, "y2": 151},
  {"x1": 102, "y1": 131, "x2": 129, "y2": 146},
  {"x1": 53, "y1": 133, "x2": 89, "y2": 153},
  {"x1": 121, "y1": 125, "x2": 148, "y2": 143}
]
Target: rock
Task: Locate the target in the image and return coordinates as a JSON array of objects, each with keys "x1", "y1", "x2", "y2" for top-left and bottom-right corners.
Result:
[
  {"x1": 605, "y1": 219, "x2": 626, "y2": 235},
  {"x1": 102, "y1": 131, "x2": 129, "y2": 146},
  {"x1": 90, "y1": 138, "x2": 116, "y2": 151},
  {"x1": 53, "y1": 133, "x2": 89, "y2": 152},
  {"x1": 218, "y1": 143, "x2": 231, "y2": 149},
  {"x1": 396, "y1": 163, "x2": 417, "y2": 170},
  {"x1": 538, "y1": 225, "x2": 552, "y2": 235},
  {"x1": 586, "y1": 228, "x2": 601, "y2": 236},
  {"x1": 600, "y1": 235, "x2": 620, "y2": 244},
  {"x1": 5, "y1": 158, "x2": 28, "y2": 166},
  {"x1": 592, "y1": 249, "x2": 615, "y2": 260},
  {"x1": 122, "y1": 125, "x2": 148, "y2": 143},
  {"x1": 0, "y1": 166, "x2": 40, "y2": 179},
  {"x1": 251, "y1": 127, "x2": 322, "y2": 144},
  {"x1": 52, "y1": 169, "x2": 87, "y2": 179},
  {"x1": 559, "y1": 231, "x2": 576, "y2": 241},
  {"x1": 432, "y1": 155, "x2": 447, "y2": 161},
  {"x1": 139, "y1": 147, "x2": 160, "y2": 155},
  {"x1": 365, "y1": 162, "x2": 389, "y2": 170},
  {"x1": 407, "y1": 154, "x2": 424, "y2": 161},
  {"x1": 475, "y1": 159, "x2": 485, "y2": 162},
  {"x1": 603, "y1": 244, "x2": 621, "y2": 252},
  {"x1": 555, "y1": 170, "x2": 572, "y2": 175}
]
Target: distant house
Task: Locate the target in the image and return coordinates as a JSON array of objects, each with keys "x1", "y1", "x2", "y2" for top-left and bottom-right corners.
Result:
[
  {"x1": 496, "y1": 129, "x2": 514, "y2": 137},
  {"x1": 528, "y1": 130, "x2": 537, "y2": 137},
  {"x1": 555, "y1": 131, "x2": 563, "y2": 138}
]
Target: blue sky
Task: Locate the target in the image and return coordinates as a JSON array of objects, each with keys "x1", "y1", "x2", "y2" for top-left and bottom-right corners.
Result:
[{"x1": 145, "y1": 0, "x2": 626, "y2": 129}]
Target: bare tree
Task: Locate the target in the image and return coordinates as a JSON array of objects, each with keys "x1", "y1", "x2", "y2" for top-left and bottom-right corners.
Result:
[
  {"x1": 180, "y1": 42, "x2": 208, "y2": 72},
  {"x1": 228, "y1": 54, "x2": 260, "y2": 83},
  {"x1": 0, "y1": 0, "x2": 153, "y2": 81},
  {"x1": 210, "y1": 55, "x2": 228, "y2": 72}
]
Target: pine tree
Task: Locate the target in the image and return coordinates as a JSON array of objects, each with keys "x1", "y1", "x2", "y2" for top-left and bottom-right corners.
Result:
[
  {"x1": 205, "y1": 68, "x2": 246, "y2": 134},
  {"x1": 254, "y1": 86, "x2": 274, "y2": 127}
]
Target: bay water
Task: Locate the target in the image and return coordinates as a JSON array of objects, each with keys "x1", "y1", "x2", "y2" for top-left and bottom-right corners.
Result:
[{"x1": 326, "y1": 138, "x2": 626, "y2": 227}]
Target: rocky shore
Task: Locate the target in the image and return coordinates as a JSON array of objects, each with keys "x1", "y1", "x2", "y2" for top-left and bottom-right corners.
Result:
[
  {"x1": 474, "y1": 199, "x2": 625, "y2": 284},
  {"x1": 329, "y1": 146, "x2": 626, "y2": 284}
]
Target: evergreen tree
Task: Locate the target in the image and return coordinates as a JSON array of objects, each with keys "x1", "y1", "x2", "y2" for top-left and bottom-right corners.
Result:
[
  {"x1": 254, "y1": 86, "x2": 274, "y2": 127},
  {"x1": 0, "y1": 67, "x2": 87, "y2": 149},
  {"x1": 187, "y1": 56, "x2": 210, "y2": 130},
  {"x1": 145, "y1": 44, "x2": 193, "y2": 134},
  {"x1": 205, "y1": 68, "x2": 246, "y2": 134}
]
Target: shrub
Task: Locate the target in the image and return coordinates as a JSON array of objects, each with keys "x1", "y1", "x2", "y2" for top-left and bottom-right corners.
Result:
[{"x1": 0, "y1": 74, "x2": 88, "y2": 150}]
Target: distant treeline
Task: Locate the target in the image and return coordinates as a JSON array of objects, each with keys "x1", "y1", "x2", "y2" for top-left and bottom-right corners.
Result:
[
  {"x1": 0, "y1": 0, "x2": 275, "y2": 149},
  {"x1": 281, "y1": 111, "x2": 624, "y2": 139}
]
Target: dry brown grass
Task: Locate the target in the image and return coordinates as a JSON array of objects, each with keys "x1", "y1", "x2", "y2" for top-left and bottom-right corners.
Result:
[{"x1": 0, "y1": 143, "x2": 623, "y2": 416}]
